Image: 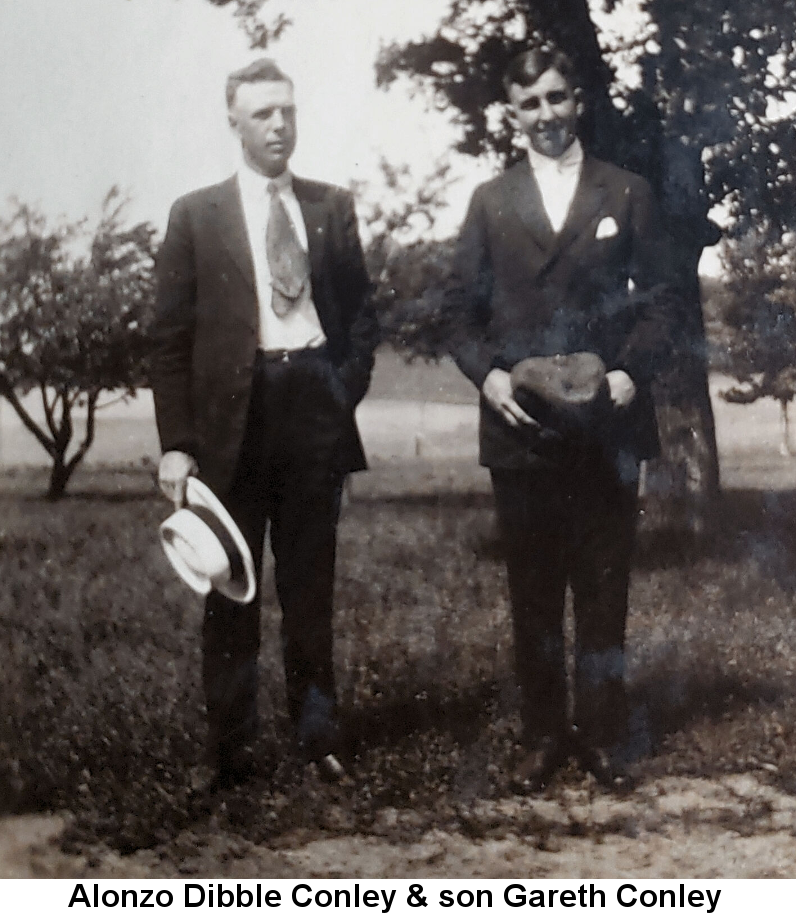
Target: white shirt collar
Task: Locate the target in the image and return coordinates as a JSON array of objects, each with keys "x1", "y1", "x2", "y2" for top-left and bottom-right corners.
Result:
[
  {"x1": 527, "y1": 137, "x2": 584, "y2": 176},
  {"x1": 236, "y1": 152, "x2": 293, "y2": 198}
]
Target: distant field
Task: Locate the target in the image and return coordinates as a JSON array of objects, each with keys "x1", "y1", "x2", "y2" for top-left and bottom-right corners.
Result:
[{"x1": 1, "y1": 354, "x2": 796, "y2": 490}]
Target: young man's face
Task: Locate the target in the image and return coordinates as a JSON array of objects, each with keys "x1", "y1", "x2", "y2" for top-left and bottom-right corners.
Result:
[
  {"x1": 228, "y1": 79, "x2": 297, "y2": 177},
  {"x1": 507, "y1": 67, "x2": 582, "y2": 159}
]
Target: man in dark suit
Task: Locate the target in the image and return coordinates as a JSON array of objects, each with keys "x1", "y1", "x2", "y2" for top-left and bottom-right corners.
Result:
[
  {"x1": 150, "y1": 58, "x2": 378, "y2": 788},
  {"x1": 447, "y1": 44, "x2": 679, "y2": 791}
]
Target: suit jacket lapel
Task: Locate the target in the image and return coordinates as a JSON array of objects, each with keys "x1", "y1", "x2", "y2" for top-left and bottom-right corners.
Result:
[
  {"x1": 551, "y1": 157, "x2": 608, "y2": 258},
  {"x1": 501, "y1": 154, "x2": 610, "y2": 266},
  {"x1": 293, "y1": 176, "x2": 327, "y2": 286},
  {"x1": 503, "y1": 160, "x2": 557, "y2": 253},
  {"x1": 212, "y1": 177, "x2": 256, "y2": 291}
]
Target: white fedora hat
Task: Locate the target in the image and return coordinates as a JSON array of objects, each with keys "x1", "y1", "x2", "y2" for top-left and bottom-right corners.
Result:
[{"x1": 159, "y1": 477, "x2": 256, "y2": 604}]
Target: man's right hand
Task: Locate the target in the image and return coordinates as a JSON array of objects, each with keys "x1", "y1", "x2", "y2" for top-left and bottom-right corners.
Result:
[
  {"x1": 482, "y1": 368, "x2": 538, "y2": 429},
  {"x1": 158, "y1": 450, "x2": 198, "y2": 508}
]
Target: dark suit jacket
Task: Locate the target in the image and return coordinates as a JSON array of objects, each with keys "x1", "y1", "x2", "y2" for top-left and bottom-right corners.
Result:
[
  {"x1": 447, "y1": 155, "x2": 680, "y2": 468},
  {"x1": 150, "y1": 175, "x2": 379, "y2": 496}
]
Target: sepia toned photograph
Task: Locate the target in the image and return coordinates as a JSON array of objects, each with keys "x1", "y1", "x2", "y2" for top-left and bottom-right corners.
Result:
[{"x1": 1, "y1": 0, "x2": 796, "y2": 880}]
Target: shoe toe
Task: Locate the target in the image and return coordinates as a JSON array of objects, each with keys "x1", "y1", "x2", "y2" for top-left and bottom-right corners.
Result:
[
  {"x1": 511, "y1": 736, "x2": 564, "y2": 794},
  {"x1": 317, "y1": 753, "x2": 349, "y2": 784},
  {"x1": 583, "y1": 746, "x2": 636, "y2": 792}
]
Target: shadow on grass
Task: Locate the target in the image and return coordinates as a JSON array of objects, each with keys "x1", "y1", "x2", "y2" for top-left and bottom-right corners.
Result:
[
  {"x1": 342, "y1": 679, "x2": 506, "y2": 752},
  {"x1": 636, "y1": 487, "x2": 796, "y2": 578},
  {"x1": 350, "y1": 491, "x2": 494, "y2": 510},
  {"x1": 10, "y1": 490, "x2": 157, "y2": 505},
  {"x1": 631, "y1": 669, "x2": 786, "y2": 756},
  {"x1": 0, "y1": 467, "x2": 158, "y2": 503}
]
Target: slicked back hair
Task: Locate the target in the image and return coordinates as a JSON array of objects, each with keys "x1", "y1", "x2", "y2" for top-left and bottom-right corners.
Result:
[
  {"x1": 502, "y1": 46, "x2": 579, "y2": 97},
  {"x1": 226, "y1": 58, "x2": 293, "y2": 109}
]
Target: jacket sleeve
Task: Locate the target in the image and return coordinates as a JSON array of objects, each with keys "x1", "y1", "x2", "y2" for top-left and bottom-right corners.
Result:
[
  {"x1": 613, "y1": 175, "x2": 683, "y2": 385},
  {"x1": 148, "y1": 197, "x2": 198, "y2": 458},
  {"x1": 334, "y1": 190, "x2": 380, "y2": 407},
  {"x1": 445, "y1": 186, "x2": 498, "y2": 391}
]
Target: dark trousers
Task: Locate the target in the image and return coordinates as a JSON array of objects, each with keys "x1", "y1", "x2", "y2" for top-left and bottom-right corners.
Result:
[
  {"x1": 202, "y1": 348, "x2": 347, "y2": 764},
  {"x1": 491, "y1": 448, "x2": 639, "y2": 750}
]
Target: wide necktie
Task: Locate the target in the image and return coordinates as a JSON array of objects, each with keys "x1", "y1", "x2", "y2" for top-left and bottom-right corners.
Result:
[{"x1": 266, "y1": 182, "x2": 311, "y2": 318}]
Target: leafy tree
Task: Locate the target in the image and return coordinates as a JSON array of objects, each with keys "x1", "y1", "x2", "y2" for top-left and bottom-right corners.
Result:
[
  {"x1": 375, "y1": 1, "x2": 796, "y2": 229},
  {"x1": 355, "y1": 159, "x2": 459, "y2": 358},
  {"x1": 0, "y1": 191, "x2": 158, "y2": 499},
  {"x1": 714, "y1": 227, "x2": 796, "y2": 455}
]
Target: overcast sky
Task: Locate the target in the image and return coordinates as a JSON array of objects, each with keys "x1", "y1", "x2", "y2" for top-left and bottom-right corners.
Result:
[{"x1": 0, "y1": 0, "x2": 487, "y2": 233}]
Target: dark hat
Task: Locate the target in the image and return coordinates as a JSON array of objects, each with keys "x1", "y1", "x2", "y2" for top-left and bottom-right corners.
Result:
[{"x1": 510, "y1": 352, "x2": 610, "y2": 434}]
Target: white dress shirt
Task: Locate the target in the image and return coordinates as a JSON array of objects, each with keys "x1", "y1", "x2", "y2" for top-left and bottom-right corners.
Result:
[
  {"x1": 236, "y1": 158, "x2": 326, "y2": 351},
  {"x1": 527, "y1": 138, "x2": 584, "y2": 234}
]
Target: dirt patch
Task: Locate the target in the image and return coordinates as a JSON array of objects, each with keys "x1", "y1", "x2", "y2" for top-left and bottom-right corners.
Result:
[{"x1": 5, "y1": 772, "x2": 796, "y2": 878}]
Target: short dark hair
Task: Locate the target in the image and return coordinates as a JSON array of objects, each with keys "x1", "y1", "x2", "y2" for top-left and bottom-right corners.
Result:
[
  {"x1": 503, "y1": 45, "x2": 578, "y2": 95},
  {"x1": 226, "y1": 57, "x2": 293, "y2": 109}
]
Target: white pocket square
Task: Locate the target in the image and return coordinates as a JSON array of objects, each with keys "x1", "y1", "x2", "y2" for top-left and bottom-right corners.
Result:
[{"x1": 595, "y1": 216, "x2": 619, "y2": 239}]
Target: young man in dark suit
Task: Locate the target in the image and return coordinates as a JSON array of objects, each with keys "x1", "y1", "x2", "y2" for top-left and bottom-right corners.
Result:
[
  {"x1": 150, "y1": 58, "x2": 378, "y2": 788},
  {"x1": 447, "y1": 44, "x2": 679, "y2": 791}
]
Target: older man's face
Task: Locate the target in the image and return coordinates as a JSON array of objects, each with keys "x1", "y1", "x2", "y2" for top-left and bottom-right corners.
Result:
[
  {"x1": 229, "y1": 79, "x2": 297, "y2": 177},
  {"x1": 508, "y1": 67, "x2": 581, "y2": 159}
]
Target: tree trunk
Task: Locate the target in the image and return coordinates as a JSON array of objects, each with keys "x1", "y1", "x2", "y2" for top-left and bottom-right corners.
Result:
[
  {"x1": 43, "y1": 390, "x2": 99, "y2": 500},
  {"x1": 780, "y1": 399, "x2": 792, "y2": 457},
  {"x1": 46, "y1": 456, "x2": 72, "y2": 501}
]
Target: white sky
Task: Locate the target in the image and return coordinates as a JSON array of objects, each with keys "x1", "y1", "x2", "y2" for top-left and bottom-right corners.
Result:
[{"x1": 0, "y1": 0, "x2": 487, "y2": 234}]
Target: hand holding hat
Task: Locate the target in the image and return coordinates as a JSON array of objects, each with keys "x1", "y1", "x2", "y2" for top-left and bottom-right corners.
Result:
[
  {"x1": 482, "y1": 368, "x2": 538, "y2": 429},
  {"x1": 509, "y1": 352, "x2": 612, "y2": 436},
  {"x1": 159, "y1": 450, "x2": 198, "y2": 508},
  {"x1": 159, "y1": 477, "x2": 257, "y2": 604},
  {"x1": 605, "y1": 369, "x2": 636, "y2": 408}
]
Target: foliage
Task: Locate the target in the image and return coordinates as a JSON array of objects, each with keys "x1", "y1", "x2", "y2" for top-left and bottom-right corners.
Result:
[
  {"x1": 644, "y1": 0, "x2": 796, "y2": 233},
  {"x1": 355, "y1": 160, "x2": 459, "y2": 358},
  {"x1": 0, "y1": 191, "x2": 158, "y2": 498},
  {"x1": 204, "y1": 0, "x2": 290, "y2": 48},
  {"x1": 375, "y1": 0, "x2": 796, "y2": 235},
  {"x1": 713, "y1": 225, "x2": 796, "y2": 451}
]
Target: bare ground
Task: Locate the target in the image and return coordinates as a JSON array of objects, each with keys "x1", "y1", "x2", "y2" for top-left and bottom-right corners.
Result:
[
  {"x1": 4, "y1": 770, "x2": 796, "y2": 878},
  {"x1": 0, "y1": 773, "x2": 796, "y2": 878}
]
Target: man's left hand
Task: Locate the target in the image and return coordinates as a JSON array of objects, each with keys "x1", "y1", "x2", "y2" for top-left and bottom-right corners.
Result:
[{"x1": 606, "y1": 370, "x2": 636, "y2": 408}]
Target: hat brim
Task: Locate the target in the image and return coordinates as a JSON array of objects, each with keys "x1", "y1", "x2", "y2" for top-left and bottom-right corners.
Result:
[
  {"x1": 180, "y1": 477, "x2": 256, "y2": 604},
  {"x1": 160, "y1": 511, "x2": 226, "y2": 597}
]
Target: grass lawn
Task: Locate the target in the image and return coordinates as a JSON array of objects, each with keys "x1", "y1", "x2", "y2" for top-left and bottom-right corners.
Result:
[{"x1": 2, "y1": 462, "x2": 796, "y2": 856}]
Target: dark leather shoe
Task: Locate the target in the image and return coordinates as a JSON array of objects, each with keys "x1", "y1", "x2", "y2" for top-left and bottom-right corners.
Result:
[
  {"x1": 315, "y1": 753, "x2": 349, "y2": 785},
  {"x1": 213, "y1": 746, "x2": 257, "y2": 790},
  {"x1": 580, "y1": 745, "x2": 636, "y2": 792},
  {"x1": 511, "y1": 735, "x2": 566, "y2": 794}
]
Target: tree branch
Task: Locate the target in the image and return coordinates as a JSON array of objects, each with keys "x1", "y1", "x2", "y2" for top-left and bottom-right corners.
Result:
[
  {"x1": 40, "y1": 383, "x2": 57, "y2": 439},
  {"x1": 0, "y1": 380, "x2": 56, "y2": 459},
  {"x1": 65, "y1": 389, "x2": 99, "y2": 477}
]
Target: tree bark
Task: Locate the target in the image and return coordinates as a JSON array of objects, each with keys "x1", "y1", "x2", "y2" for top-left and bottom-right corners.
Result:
[{"x1": 46, "y1": 457, "x2": 71, "y2": 501}]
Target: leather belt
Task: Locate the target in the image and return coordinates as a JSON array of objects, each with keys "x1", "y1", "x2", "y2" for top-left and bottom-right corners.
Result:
[{"x1": 258, "y1": 344, "x2": 328, "y2": 364}]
